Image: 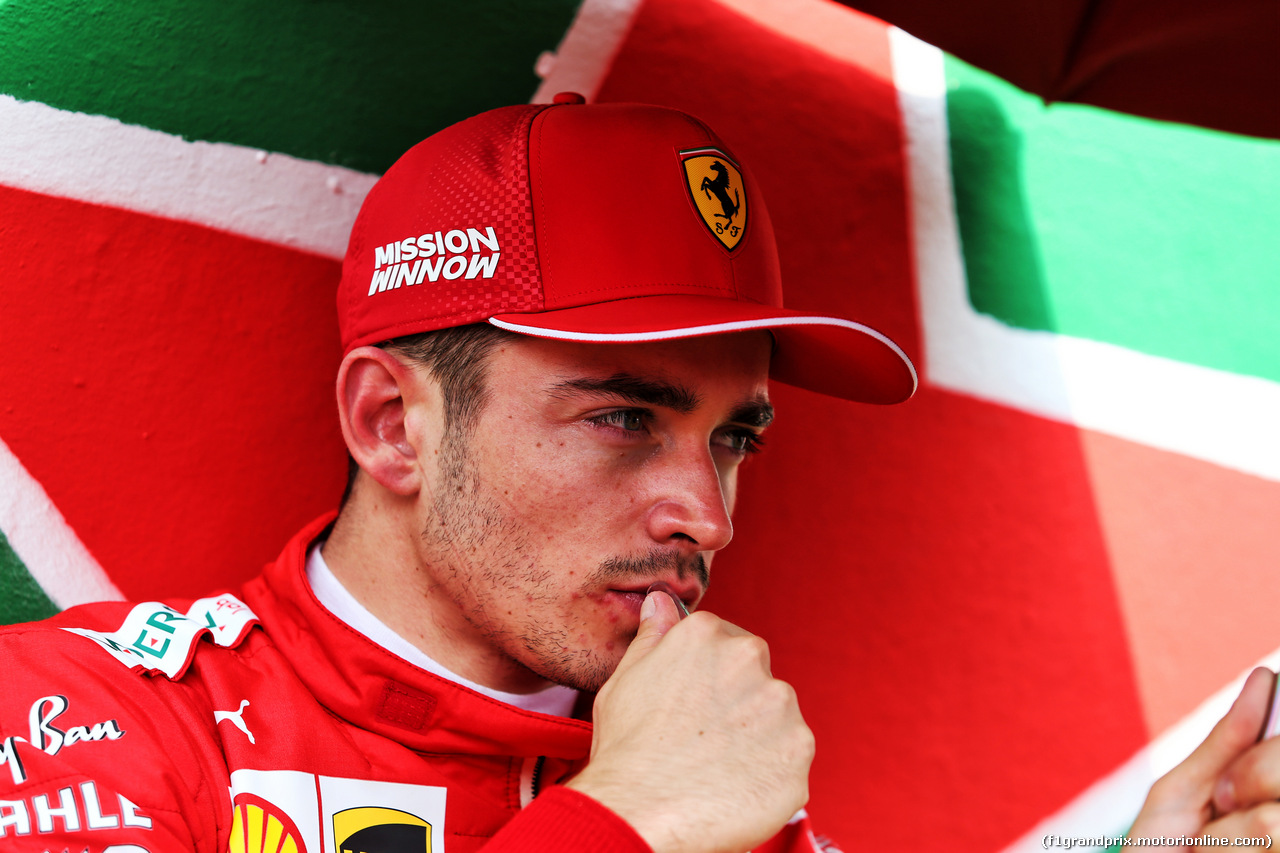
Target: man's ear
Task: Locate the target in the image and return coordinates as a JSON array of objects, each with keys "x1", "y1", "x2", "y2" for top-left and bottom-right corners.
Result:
[{"x1": 336, "y1": 346, "x2": 432, "y2": 496}]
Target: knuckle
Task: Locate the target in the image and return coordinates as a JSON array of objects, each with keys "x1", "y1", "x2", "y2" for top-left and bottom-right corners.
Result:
[
  {"x1": 796, "y1": 720, "x2": 816, "y2": 757},
  {"x1": 683, "y1": 610, "x2": 720, "y2": 638},
  {"x1": 782, "y1": 727, "x2": 816, "y2": 770},
  {"x1": 1253, "y1": 747, "x2": 1280, "y2": 795},
  {"x1": 763, "y1": 677, "x2": 797, "y2": 707},
  {"x1": 731, "y1": 633, "x2": 769, "y2": 663},
  {"x1": 1251, "y1": 801, "x2": 1280, "y2": 833},
  {"x1": 1225, "y1": 749, "x2": 1280, "y2": 813}
]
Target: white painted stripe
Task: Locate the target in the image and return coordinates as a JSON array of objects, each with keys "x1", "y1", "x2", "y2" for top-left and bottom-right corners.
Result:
[
  {"x1": 530, "y1": 0, "x2": 644, "y2": 103},
  {"x1": 0, "y1": 437, "x2": 123, "y2": 609},
  {"x1": 999, "y1": 649, "x2": 1280, "y2": 852},
  {"x1": 0, "y1": 94, "x2": 377, "y2": 260},
  {"x1": 890, "y1": 29, "x2": 1280, "y2": 483},
  {"x1": 890, "y1": 24, "x2": 1280, "y2": 845},
  {"x1": 1058, "y1": 339, "x2": 1280, "y2": 480}
]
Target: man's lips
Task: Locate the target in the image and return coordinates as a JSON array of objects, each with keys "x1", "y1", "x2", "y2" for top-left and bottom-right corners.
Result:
[
  {"x1": 646, "y1": 580, "x2": 692, "y2": 619},
  {"x1": 608, "y1": 580, "x2": 702, "y2": 610}
]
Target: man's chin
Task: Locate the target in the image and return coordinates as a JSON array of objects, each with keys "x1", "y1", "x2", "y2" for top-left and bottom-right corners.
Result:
[{"x1": 533, "y1": 649, "x2": 625, "y2": 695}]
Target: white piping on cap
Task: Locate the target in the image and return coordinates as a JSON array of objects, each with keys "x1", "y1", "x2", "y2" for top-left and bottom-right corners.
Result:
[{"x1": 488, "y1": 314, "x2": 919, "y2": 394}]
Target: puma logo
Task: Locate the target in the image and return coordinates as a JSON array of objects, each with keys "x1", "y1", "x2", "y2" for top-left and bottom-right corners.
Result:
[{"x1": 214, "y1": 699, "x2": 255, "y2": 745}]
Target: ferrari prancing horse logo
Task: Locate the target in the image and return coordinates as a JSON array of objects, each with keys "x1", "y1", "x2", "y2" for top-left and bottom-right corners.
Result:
[{"x1": 681, "y1": 148, "x2": 748, "y2": 251}]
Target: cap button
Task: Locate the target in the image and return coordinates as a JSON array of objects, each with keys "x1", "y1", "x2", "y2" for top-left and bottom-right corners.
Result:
[{"x1": 552, "y1": 91, "x2": 587, "y2": 105}]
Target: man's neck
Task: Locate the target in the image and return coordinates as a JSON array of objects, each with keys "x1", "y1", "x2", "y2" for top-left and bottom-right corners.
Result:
[{"x1": 322, "y1": 490, "x2": 558, "y2": 695}]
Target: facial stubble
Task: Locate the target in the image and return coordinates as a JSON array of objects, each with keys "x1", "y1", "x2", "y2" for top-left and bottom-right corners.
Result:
[{"x1": 421, "y1": 426, "x2": 707, "y2": 694}]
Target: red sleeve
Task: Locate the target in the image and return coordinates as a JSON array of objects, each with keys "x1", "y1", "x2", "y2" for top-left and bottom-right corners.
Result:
[
  {"x1": 482, "y1": 789, "x2": 841, "y2": 853},
  {"x1": 482, "y1": 785, "x2": 652, "y2": 852},
  {"x1": 0, "y1": 747, "x2": 204, "y2": 852},
  {"x1": 0, "y1": 616, "x2": 226, "y2": 853},
  {"x1": 753, "y1": 811, "x2": 844, "y2": 853}
]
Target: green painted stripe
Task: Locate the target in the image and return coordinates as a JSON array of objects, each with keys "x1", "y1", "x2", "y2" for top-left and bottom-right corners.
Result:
[
  {"x1": 946, "y1": 56, "x2": 1280, "y2": 385},
  {"x1": 0, "y1": 527, "x2": 59, "y2": 625},
  {"x1": 0, "y1": 0, "x2": 580, "y2": 174}
]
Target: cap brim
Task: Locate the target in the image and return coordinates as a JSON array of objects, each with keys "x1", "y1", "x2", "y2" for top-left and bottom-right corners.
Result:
[{"x1": 490, "y1": 294, "x2": 917, "y2": 404}]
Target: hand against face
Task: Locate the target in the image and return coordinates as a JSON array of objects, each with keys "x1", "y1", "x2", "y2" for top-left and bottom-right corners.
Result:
[
  {"x1": 1129, "y1": 667, "x2": 1280, "y2": 848},
  {"x1": 565, "y1": 592, "x2": 815, "y2": 853}
]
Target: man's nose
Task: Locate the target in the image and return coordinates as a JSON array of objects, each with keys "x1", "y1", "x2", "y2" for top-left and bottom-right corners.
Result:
[{"x1": 643, "y1": 447, "x2": 734, "y2": 553}]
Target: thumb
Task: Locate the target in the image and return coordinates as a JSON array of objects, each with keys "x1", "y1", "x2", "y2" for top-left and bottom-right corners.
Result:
[
  {"x1": 1210, "y1": 667, "x2": 1276, "y2": 812},
  {"x1": 611, "y1": 591, "x2": 683, "y2": 678},
  {"x1": 1130, "y1": 668, "x2": 1273, "y2": 840},
  {"x1": 1167, "y1": 668, "x2": 1272, "y2": 804}
]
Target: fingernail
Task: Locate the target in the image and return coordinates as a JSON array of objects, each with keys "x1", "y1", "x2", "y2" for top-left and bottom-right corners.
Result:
[
  {"x1": 1214, "y1": 777, "x2": 1237, "y2": 813},
  {"x1": 646, "y1": 581, "x2": 690, "y2": 620},
  {"x1": 640, "y1": 591, "x2": 658, "y2": 621}
]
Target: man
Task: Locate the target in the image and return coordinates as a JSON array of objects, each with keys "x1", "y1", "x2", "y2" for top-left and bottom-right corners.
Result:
[{"x1": 0, "y1": 95, "x2": 1275, "y2": 853}]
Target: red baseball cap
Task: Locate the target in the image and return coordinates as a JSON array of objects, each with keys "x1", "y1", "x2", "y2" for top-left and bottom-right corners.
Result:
[{"x1": 338, "y1": 94, "x2": 916, "y2": 404}]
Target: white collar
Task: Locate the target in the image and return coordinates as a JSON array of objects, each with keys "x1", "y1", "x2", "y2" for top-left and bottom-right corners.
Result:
[{"x1": 306, "y1": 544, "x2": 580, "y2": 718}]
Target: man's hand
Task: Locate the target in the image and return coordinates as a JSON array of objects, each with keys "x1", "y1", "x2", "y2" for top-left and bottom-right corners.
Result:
[
  {"x1": 1129, "y1": 667, "x2": 1280, "y2": 848},
  {"x1": 566, "y1": 591, "x2": 815, "y2": 853}
]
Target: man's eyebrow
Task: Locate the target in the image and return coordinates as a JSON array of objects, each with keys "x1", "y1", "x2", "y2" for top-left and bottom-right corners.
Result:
[
  {"x1": 729, "y1": 397, "x2": 775, "y2": 429},
  {"x1": 548, "y1": 373, "x2": 702, "y2": 414},
  {"x1": 548, "y1": 374, "x2": 774, "y2": 427}
]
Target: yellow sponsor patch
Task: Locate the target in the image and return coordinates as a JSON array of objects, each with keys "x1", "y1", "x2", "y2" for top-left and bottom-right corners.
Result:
[
  {"x1": 334, "y1": 806, "x2": 431, "y2": 853},
  {"x1": 227, "y1": 769, "x2": 447, "y2": 853},
  {"x1": 229, "y1": 794, "x2": 308, "y2": 853},
  {"x1": 681, "y1": 148, "x2": 747, "y2": 250}
]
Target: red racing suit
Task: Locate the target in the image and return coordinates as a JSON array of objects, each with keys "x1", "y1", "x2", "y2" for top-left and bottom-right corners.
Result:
[{"x1": 0, "y1": 514, "x2": 835, "y2": 853}]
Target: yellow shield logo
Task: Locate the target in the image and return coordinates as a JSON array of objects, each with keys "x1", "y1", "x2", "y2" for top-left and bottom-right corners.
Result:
[
  {"x1": 681, "y1": 148, "x2": 748, "y2": 251},
  {"x1": 333, "y1": 806, "x2": 431, "y2": 853}
]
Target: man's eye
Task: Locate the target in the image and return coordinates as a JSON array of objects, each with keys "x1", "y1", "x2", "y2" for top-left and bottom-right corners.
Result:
[
  {"x1": 596, "y1": 410, "x2": 647, "y2": 431},
  {"x1": 718, "y1": 429, "x2": 765, "y2": 455}
]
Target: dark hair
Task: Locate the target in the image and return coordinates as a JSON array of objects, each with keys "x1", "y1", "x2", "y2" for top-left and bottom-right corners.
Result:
[{"x1": 339, "y1": 323, "x2": 519, "y2": 506}]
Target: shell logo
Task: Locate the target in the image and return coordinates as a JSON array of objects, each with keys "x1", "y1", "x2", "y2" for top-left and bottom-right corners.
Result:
[{"x1": 229, "y1": 793, "x2": 308, "y2": 853}]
